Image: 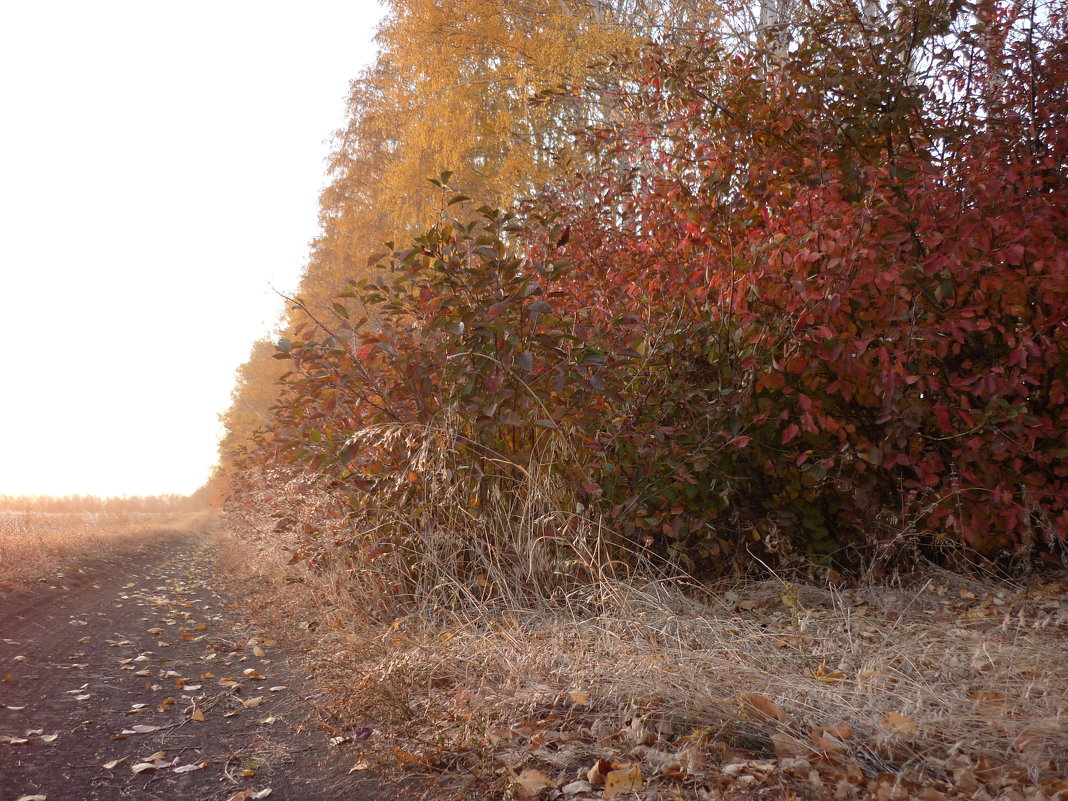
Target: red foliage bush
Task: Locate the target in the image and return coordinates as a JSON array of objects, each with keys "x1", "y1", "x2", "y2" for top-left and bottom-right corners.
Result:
[
  {"x1": 535, "y1": 0, "x2": 1068, "y2": 564},
  {"x1": 243, "y1": 0, "x2": 1068, "y2": 576}
]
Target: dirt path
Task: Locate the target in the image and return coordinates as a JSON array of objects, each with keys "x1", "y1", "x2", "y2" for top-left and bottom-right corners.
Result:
[{"x1": 0, "y1": 535, "x2": 390, "y2": 801}]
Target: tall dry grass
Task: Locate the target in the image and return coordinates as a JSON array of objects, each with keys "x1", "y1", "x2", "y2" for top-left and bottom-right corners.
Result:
[{"x1": 223, "y1": 422, "x2": 1068, "y2": 799}]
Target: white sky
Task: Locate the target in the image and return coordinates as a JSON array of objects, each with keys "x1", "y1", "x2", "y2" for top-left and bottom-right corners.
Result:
[{"x1": 0, "y1": 0, "x2": 384, "y2": 498}]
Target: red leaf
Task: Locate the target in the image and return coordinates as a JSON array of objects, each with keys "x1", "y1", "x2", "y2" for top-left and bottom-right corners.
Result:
[{"x1": 782, "y1": 424, "x2": 800, "y2": 445}]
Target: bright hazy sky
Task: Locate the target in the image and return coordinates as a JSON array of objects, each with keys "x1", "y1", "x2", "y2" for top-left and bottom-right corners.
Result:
[{"x1": 0, "y1": 1, "x2": 384, "y2": 498}]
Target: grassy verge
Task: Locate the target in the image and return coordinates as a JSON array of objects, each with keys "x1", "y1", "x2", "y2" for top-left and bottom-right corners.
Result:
[
  {"x1": 0, "y1": 510, "x2": 214, "y2": 584},
  {"x1": 220, "y1": 521, "x2": 1067, "y2": 801}
]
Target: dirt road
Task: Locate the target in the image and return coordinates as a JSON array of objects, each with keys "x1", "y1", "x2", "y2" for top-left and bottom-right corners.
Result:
[{"x1": 0, "y1": 535, "x2": 388, "y2": 801}]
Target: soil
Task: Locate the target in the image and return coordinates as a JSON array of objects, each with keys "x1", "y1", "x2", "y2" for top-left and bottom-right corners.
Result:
[{"x1": 0, "y1": 534, "x2": 398, "y2": 801}]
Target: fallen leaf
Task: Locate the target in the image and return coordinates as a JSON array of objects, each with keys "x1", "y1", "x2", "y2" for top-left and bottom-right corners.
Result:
[
  {"x1": 242, "y1": 696, "x2": 264, "y2": 708},
  {"x1": 739, "y1": 692, "x2": 790, "y2": 723},
  {"x1": 587, "y1": 759, "x2": 616, "y2": 786},
  {"x1": 252, "y1": 645, "x2": 266, "y2": 657},
  {"x1": 131, "y1": 762, "x2": 159, "y2": 774},
  {"x1": 259, "y1": 715, "x2": 276, "y2": 725},
  {"x1": 824, "y1": 721, "x2": 853, "y2": 740},
  {"x1": 101, "y1": 758, "x2": 126, "y2": 769},
  {"x1": 882, "y1": 712, "x2": 918, "y2": 736},
  {"x1": 771, "y1": 731, "x2": 812, "y2": 759},
  {"x1": 128, "y1": 725, "x2": 161, "y2": 734},
  {"x1": 173, "y1": 761, "x2": 207, "y2": 773},
  {"x1": 349, "y1": 759, "x2": 370, "y2": 773},
  {"x1": 604, "y1": 764, "x2": 643, "y2": 798},
  {"x1": 39, "y1": 733, "x2": 58, "y2": 743},
  {"x1": 14, "y1": 795, "x2": 47, "y2": 801},
  {"x1": 516, "y1": 768, "x2": 555, "y2": 792},
  {"x1": 392, "y1": 748, "x2": 422, "y2": 763},
  {"x1": 813, "y1": 663, "x2": 845, "y2": 683},
  {"x1": 190, "y1": 708, "x2": 205, "y2": 722},
  {"x1": 568, "y1": 689, "x2": 590, "y2": 706},
  {"x1": 252, "y1": 790, "x2": 272, "y2": 799}
]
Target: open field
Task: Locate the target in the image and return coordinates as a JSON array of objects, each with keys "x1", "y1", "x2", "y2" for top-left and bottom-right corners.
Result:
[{"x1": 0, "y1": 510, "x2": 213, "y2": 584}]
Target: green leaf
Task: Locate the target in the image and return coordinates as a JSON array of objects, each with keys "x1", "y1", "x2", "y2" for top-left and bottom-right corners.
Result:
[{"x1": 528, "y1": 300, "x2": 552, "y2": 315}]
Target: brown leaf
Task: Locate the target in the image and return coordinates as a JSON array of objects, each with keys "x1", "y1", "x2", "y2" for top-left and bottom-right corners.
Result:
[
  {"x1": 813, "y1": 663, "x2": 845, "y2": 683},
  {"x1": 515, "y1": 768, "x2": 555, "y2": 793},
  {"x1": 771, "y1": 731, "x2": 814, "y2": 759},
  {"x1": 604, "y1": 764, "x2": 643, "y2": 798},
  {"x1": 881, "y1": 712, "x2": 917, "y2": 736},
  {"x1": 739, "y1": 692, "x2": 790, "y2": 724},
  {"x1": 812, "y1": 721, "x2": 853, "y2": 755},
  {"x1": 587, "y1": 758, "x2": 616, "y2": 786}
]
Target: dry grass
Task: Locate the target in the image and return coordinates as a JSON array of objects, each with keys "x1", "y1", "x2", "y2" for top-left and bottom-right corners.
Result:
[
  {"x1": 221, "y1": 421, "x2": 1068, "y2": 800},
  {"x1": 0, "y1": 509, "x2": 213, "y2": 583},
  {"x1": 222, "y1": 523, "x2": 1068, "y2": 800}
]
